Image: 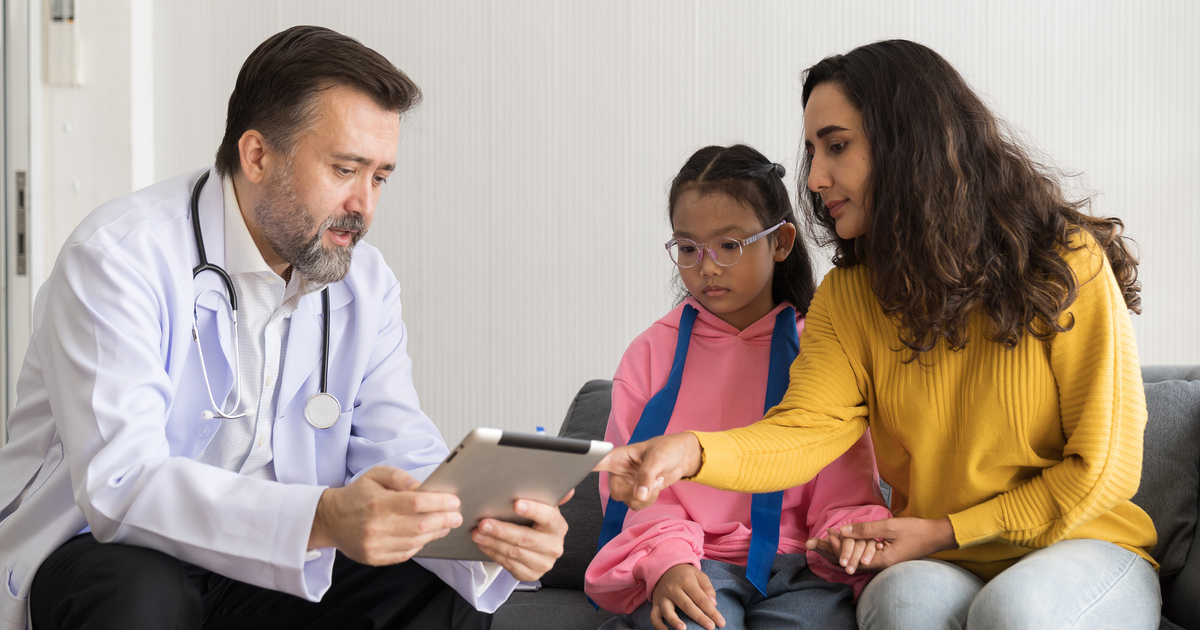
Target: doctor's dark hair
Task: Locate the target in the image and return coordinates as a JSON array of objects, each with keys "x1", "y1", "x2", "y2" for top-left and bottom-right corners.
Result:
[
  {"x1": 668, "y1": 144, "x2": 816, "y2": 314},
  {"x1": 798, "y1": 39, "x2": 1140, "y2": 359},
  {"x1": 215, "y1": 25, "x2": 421, "y2": 177}
]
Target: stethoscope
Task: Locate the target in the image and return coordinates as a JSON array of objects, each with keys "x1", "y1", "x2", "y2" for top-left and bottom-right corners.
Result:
[{"x1": 190, "y1": 171, "x2": 342, "y2": 429}]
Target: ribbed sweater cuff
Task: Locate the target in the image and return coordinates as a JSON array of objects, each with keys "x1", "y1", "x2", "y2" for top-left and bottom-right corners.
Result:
[
  {"x1": 690, "y1": 430, "x2": 742, "y2": 489},
  {"x1": 634, "y1": 538, "x2": 702, "y2": 601},
  {"x1": 948, "y1": 500, "x2": 1004, "y2": 548}
]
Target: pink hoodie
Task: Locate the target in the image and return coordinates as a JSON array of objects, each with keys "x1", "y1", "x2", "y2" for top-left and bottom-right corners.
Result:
[{"x1": 585, "y1": 299, "x2": 891, "y2": 614}]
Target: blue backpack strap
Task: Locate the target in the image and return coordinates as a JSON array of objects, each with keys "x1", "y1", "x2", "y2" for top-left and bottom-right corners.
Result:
[
  {"x1": 596, "y1": 304, "x2": 699, "y2": 555},
  {"x1": 745, "y1": 306, "x2": 799, "y2": 595}
]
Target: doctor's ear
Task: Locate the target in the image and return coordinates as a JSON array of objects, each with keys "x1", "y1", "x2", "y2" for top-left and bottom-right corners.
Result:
[{"x1": 237, "y1": 130, "x2": 271, "y2": 185}]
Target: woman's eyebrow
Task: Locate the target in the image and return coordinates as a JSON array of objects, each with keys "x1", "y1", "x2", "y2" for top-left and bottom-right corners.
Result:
[{"x1": 815, "y1": 125, "x2": 850, "y2": 139}]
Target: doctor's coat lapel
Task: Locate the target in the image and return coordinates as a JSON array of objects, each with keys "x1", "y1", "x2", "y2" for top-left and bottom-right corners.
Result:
[{"x1": 274, "y1": 284, "x2": 353, "y2": 484}]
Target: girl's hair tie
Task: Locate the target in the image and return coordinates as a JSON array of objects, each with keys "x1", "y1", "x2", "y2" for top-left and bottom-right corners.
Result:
[{"x1": 772, "y1": 162, "x2": 786, "y2": 178}]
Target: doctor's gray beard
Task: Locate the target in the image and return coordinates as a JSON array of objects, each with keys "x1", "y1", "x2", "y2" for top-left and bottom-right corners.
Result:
[{"x1": 255, "y1": 166, "x2": 367, "y2": 284}]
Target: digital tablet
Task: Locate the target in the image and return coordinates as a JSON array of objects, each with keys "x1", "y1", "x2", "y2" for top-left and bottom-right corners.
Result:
[{"x1": 414, "y1": 428, "x2": 613, "y2": 561}]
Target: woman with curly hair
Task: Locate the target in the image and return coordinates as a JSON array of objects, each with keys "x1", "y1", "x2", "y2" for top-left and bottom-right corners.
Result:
[{"x1": 600, "y1": 40, "x2": 1160, "y2": 629}]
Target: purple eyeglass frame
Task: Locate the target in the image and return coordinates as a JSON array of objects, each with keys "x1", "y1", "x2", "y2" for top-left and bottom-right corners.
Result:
[{"x1": 664, "y1": 219, "x2": 786, "y2": 268}]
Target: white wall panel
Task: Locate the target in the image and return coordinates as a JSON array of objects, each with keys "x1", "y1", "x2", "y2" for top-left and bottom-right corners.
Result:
[{"x1": 74, "y1": 0, "x2": 1196, "y2": 443}]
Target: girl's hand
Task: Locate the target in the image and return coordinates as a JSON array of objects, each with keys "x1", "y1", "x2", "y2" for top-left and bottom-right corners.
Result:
[
  {"x1": 595, "y1": 433, "x2": 703, "y2": 510},
  {"x1": 806, "y1": 529, "x2": 883, "y2": 574},
  {"x1": 649, "y1": 564, "x2": 726, "y2": 630},
  {"x1": 811, "y1": 517, "x2": 957, "y2": 572}
]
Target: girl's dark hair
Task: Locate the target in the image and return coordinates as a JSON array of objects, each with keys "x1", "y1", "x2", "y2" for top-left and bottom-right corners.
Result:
[
  {"x1": 799, "y1": 39, "x2": 1140, "y2": 359},
  {"x1": 668, "y1": 144, "x2": 816, "y2": 314},
  {"x1": 215, "y1": 25, "x2": 422, "y2": 176}
]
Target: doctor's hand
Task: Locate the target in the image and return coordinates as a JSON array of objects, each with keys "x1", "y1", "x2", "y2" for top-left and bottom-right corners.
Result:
[
  {"x1": 308, "y1": 466, "x2": 462, "y2": 566},
  {"x1": 470, "y1": 490, "x2": 573, "y2": 582},
  {"x1": 595, "y1": 432, "x2": 703, "y2": 510}
]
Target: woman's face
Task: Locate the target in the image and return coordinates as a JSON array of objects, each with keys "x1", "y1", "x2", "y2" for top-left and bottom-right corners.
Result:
[{"x1": 804, "y1": 82, "x2": 872, "y2": 240}]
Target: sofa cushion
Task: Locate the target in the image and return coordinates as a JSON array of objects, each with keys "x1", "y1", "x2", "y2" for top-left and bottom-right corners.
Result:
[
  {"x1": 1143, "y1": 365, "x2": 1200, "y2": 383},
  {"x1": 1132, "y1": 377, "x2": 1200, "y2": 579},
  {"x1": 491, "y1": 588, "x2": 615, "y2": 629},
  {"x1": 540, "y1": 380, "x2": 614, "y2": 590}
]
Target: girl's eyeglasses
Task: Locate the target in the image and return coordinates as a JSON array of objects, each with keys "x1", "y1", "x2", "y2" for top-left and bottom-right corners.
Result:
[{"x1": 664, "y1": 220, "x2": 786, "y2": 268}]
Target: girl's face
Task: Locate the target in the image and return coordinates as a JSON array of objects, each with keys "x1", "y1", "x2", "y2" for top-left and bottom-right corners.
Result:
[
  {"x1": 804, "y1": 82, "x2": 872, "y2": 240},
  {"x1": 671, "y1": 189, "x2": 795, "y2": 331}
]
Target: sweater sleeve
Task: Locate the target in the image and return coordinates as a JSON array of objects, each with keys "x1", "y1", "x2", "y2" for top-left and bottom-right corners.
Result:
[
  {"x1": 691, "y1": 273, "x2": 870, "y2": 492},
  {"x1": 947, "y1": 236, "x2": 1147, "y2": 548}
]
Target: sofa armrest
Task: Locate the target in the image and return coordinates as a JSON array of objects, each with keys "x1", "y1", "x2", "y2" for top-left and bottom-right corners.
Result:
[{"x1": 1136, "y1": 366, "x2": 1200, "y2": 630}]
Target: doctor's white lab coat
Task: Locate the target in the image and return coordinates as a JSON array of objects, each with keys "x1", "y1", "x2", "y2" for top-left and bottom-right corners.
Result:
[{"x1": 0, "y1": 168, "x2": 517, "y2": 629}]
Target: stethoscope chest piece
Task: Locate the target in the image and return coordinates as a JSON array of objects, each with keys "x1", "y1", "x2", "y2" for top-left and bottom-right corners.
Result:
[{"x1": 305, "y1": 393, "x2": 341, "y2": 429}]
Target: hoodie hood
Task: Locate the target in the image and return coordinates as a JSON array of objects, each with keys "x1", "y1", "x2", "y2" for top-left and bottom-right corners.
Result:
[{"x1": 653, "y1": 297, "x2": 801, "y2": 344}]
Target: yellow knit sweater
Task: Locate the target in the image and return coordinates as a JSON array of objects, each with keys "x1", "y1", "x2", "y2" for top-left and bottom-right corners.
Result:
[{"x1": 691, "y1": 233, "x2": 1157, "y2": 579}]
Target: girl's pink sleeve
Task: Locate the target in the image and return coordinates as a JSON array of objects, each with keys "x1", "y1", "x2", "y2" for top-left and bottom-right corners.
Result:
[
  {"x1": 803, "y1": 430, "x2": 893, "y2": 598},
  {"x1": 588, "y1": 352, "x2": 705, "y2": 614},
  {"x1": 598, "y1": 336, "x2": 664, "y2": 508},
  {"x1": 584, "y1": 488, "x2": 705, "y2": 613},
  {"x1": 597, "y1": 376, "x2": 646, "y2": 508}
]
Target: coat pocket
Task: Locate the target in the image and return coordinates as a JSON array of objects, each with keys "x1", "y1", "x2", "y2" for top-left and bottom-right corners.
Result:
[{"x1": 1, "y1": 566, "x2": 27, "y2": 624}]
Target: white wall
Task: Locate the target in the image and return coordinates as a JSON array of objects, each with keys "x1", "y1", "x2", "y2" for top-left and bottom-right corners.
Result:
[
  {"x1": 31, "y1": 0, "x2": 1200, "y2": 445},
  {"x1": 40, "y1": 0, "x2": 136, "y2": 268}
]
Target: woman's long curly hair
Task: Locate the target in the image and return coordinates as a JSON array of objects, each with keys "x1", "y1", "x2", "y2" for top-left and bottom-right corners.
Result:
[{"x1": 799, "y1": 40, "x2": 1140, "y2": 359}]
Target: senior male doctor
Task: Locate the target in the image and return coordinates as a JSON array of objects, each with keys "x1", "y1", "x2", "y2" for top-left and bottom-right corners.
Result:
[{"x1": 0, "y1": 26, "x2": 566, "y2": 630}]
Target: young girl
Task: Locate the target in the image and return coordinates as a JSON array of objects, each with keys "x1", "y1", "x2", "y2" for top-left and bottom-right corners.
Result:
[
  {"x1": 585, "y1": 144, "x2": 891, "y2": 630},
  {"x1": 602, "y1": 41, "x2": 1160, "y2": 630}
]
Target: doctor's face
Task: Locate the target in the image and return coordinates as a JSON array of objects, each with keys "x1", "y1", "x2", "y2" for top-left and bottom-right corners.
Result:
[{"x1": 255, "y1": 84, "x2": 401, "y2": 283}]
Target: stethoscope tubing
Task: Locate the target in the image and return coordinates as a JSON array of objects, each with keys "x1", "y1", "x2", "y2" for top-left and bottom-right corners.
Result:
[{"x1": 189, "y1": 171, "x2": 338, "y2": 428}]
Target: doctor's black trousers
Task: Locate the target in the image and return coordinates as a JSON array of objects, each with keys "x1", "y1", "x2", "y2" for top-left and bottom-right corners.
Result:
[{"x1": 29, "y1": 533, "x2": 492, "y2": 630}]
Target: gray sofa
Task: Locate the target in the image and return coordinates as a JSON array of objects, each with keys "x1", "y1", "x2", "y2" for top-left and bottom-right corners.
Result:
[{"x1": 492, "y1": 365, "x2": 1200, "y2": 630}]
